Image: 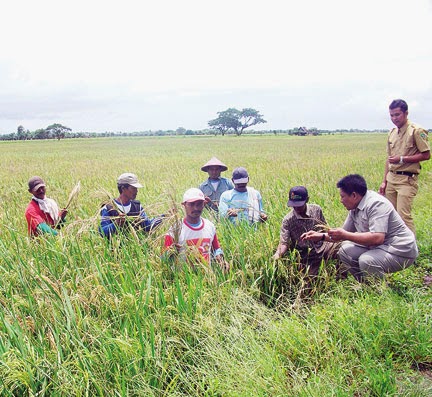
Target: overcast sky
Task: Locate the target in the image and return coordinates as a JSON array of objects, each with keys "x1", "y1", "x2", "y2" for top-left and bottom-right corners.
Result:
[{"x1": 1, "y1": 0, "x2": 431, "y2": 133}]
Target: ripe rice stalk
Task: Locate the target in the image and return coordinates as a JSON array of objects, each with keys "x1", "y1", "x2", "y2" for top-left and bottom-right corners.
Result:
[{"x1": 64, "y1": 181, "x2": 81, "y2": 210}]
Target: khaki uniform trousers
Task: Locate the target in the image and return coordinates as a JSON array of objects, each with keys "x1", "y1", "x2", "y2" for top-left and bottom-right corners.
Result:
[{"x1": 385, "y1": 172, "x2": 418, "y2": 234}]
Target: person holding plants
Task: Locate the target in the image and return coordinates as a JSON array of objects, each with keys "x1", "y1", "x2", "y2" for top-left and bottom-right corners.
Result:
[
  {"x1": 272, "y1": 186, "x2": 337, "y2": 276},
  {"x1": 302, "y1": 174, "x2": 418, "y2": 282},
  {"x1": 163, "y1": 188, "x2": 229, "y2": 273},
  {"x1": 199, "y1": 157, "x2": 234, "y2": 212},
  {"x1": 99, "y1": 173, "x2": 164, "y2": 238},
  {"x1": 25, "y1": 176, "x2": 68, "y2": 237},
  {"x1": 219, "y1": 167, "x2": 267, "y2": 225},
  {"x1": 379, "y1": 99, "x2": 430, "y2": 234}
]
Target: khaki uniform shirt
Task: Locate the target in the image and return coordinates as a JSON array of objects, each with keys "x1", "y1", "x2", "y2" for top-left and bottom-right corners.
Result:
[{"x1": 387, "y1": 120, "x2": 430, "y2": 174}]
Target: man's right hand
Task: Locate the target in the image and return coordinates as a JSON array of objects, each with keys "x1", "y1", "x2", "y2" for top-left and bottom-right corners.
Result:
[{"x1": 379, "y1": 182, "x2": 387, "y2": 196}]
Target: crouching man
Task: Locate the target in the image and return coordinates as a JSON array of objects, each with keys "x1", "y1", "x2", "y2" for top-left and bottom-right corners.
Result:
[{"x1": 302, "y1": 174, "x2": 418, "y2": 282}]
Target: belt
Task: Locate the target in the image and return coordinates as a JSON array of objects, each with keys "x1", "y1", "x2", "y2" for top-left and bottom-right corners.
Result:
[{"x1": 391, "y1": 171, "x2": 418, "y2": 177}]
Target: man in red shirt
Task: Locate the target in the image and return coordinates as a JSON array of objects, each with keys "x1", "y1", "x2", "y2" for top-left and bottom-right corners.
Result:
[{"x1": 25, "y1": 176, "x2": 67, "y2": 236}]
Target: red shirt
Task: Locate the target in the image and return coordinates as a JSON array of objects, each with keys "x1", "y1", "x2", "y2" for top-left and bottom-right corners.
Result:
[{"x1": 25, "y1": 199, "x2": 56, "y2": 236}]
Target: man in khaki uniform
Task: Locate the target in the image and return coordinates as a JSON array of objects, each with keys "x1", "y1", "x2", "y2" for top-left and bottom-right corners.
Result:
[{"x1": 379, "y1": 99, "x2": 430, "y2": 233}]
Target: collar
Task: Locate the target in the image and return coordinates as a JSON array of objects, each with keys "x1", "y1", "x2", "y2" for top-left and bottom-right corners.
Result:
[
  {"x1": 292, "y1": 204, "x2": 311, "y2": 219},
  {"x1": 398, "y1": 120, "x2": 409, "y2": 134},
  {"x1": 355, "y1": 191, "x2": 368, "y2": 211}
]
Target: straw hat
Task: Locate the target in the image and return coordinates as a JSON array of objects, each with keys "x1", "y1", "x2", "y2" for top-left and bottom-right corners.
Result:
[{"x1": 201, "y1": 157, "x2": 228, "y2": 172}]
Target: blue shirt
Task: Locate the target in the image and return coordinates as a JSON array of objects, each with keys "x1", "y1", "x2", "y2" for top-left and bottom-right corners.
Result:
[
  {"x1": 99, "y1": 199, "x2": 163, "y2": 238},
  {"x1": 219, "y1": 187, "x2": 264, "y2": 225}
]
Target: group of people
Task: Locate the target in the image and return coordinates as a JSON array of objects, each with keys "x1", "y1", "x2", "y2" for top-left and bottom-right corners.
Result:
[{"x1": 24, "y1": 99, "x2": 429, "y2": 282}]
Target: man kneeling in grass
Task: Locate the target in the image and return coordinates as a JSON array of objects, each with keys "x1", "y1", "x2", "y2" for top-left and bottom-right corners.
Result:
[
  {"x1": 164, "y1": 188, "x2": 230, "y2": 273},
  {"x1": 301, "y1": 174, "x2": 418, "y2": 282},
  {"x1": 272, "y1": 186, "x2": 338, "y2": 277}
]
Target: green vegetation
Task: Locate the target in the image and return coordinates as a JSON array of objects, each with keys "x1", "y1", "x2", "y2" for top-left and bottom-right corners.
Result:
[{"x1": 0, "y1": 135, "x2": 431, "y2": 396}]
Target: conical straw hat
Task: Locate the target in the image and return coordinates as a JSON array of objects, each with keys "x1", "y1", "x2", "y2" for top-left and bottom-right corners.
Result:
[{"x1": 201, "y1": 157, "x2": 228, "y2": 172}]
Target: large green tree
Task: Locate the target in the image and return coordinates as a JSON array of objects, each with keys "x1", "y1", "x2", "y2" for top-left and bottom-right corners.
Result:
[
  {"x1": 45, "y1": 123, "x2": 72, "y2": 140},
  {"x1": 208, "y1": 108, "x2": 266, "y2": 136}
]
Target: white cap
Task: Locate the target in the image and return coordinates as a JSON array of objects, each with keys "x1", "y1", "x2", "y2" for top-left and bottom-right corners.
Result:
[
  {"x1": 182, "y1": 188, "x2": 205, "y2": 203},
  {"x1": 117, "y1": 173, "x2": 143, "y2": 188}
]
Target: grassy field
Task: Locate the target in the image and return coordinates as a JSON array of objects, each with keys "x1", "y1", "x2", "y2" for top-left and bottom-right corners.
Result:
[{"x1": 0, "y1": 134, "x2": 431, "y2": 396}]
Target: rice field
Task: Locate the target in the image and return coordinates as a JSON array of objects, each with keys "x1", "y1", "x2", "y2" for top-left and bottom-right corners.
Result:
[{"x1": 0, "y1": 134, "x2": 431, "y2": 396}]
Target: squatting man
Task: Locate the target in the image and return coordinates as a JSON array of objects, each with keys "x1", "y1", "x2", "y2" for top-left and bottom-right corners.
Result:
[{"x1": 301, "y1": 174, "x2": 418, "y2": 282}]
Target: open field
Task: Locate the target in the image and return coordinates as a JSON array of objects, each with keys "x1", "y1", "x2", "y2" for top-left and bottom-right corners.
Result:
[{"x1": 0, "y1": 134, "x2": 431, "y2": 396}]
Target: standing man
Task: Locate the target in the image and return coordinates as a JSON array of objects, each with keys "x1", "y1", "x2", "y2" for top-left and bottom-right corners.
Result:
[
  {"x1": 164, "y1": 188, "x2": 229, "y2": 272},
  {"x1": 272, "y1": 186, "x2": 336, "y2": 276},
  {"x1": 379, "y1": 99, "x2": 430, "y2": 233},
  {"x1": 199, "y1": 157, "x2": 234, "y2": 211},
  {"x1": 302, "y1": 174, "x2": 418, "y2": 282},
  {"x1": 99, "y1": 173, "x2": 165, "y2": 238},
  {"x1": 25, "y1": 176, "x2": 67, "y2": 237},
  {"x1": 219, "y1": 167, "x2": 267, "y2": 225}
]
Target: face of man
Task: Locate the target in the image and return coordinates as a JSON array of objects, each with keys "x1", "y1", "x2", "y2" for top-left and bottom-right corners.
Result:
[
  {"x1": 293, "y1": 203, "x2": 307, "y2": 216},
  {"x1": 32, "y1": 186, "x2": 46, "y2": 200},
  {"x1": 207, "y1": 166, "x2": 222, "y2": 180},
  {"x1": 390, "y1": 107, "x2": 408, "y2": 129},
  {"x1": 339, "y1": 189, "x2": 359, "y2": 210},
  {"x1": 233, "y1": 182, "x2": 248, "y2": 193},
  {"x1": 122, "y1": 185, "x2": 138, "y2": 201},
  {"x1": 183, "y1": 200, "x2": 205, "y2": 223}
]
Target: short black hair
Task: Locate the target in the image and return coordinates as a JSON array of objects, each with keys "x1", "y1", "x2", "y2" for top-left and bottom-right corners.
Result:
[
  {"x1": 336, "y1": 174, "x2": 367, "y2": 196},
  {"x1": 389, "y1": 99, "x2": 408, "y2": 113},
  {"x1": 117, "y1": 184, "x2": 130, "y2": 194}
]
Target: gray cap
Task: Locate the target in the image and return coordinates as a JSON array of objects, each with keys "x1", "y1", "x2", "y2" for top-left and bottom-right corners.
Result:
[{"x1": 117, "y1": 173, "x2": 143, "y2": 188}]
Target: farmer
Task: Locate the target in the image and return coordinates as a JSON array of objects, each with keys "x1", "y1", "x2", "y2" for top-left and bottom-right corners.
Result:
[
  {"x1": 199, "y1": 157, "x2": 234, "y2": 211},
  {"x1": 379, "y1": 99, "x2": 430, "y2": 234},
  {"x1": 25, "y1": 176, "x2": 67, "y2": 236},
  {"x1": 219, "y1": 167, "x2": 267, "y2": 225},
  {"x1": 163, "y1": 188, "x2": 230, "y2": 272},
  {"x1": 302, "y1": 174, "x2": 418, "y2": 282},
  {"x1": 272, "y1": 186, "x2": 337, "y2": 276},
  {"x1": 99, "y1": 173, "x2": 165, "y2": 238}
]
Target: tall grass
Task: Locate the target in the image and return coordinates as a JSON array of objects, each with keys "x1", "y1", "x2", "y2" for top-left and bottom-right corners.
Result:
[{"x1": 0, "y1": 135, "x2": 431, "y2": 395}]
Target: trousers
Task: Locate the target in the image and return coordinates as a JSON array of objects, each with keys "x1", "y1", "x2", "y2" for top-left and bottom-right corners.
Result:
[
  {"x1": 385, "y1": 172, "x2": 418, "y2": 234},
  {"x1": 338, "y1": 242, "x2": 415, "y2": 281}
]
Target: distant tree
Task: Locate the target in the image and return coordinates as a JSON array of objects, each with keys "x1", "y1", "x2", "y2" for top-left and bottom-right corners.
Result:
[
  {"x1": 45, "y1": 123, "x2": 72, "y2": 140},
  {"x1": 208, "y1": 107, "x2": 266, "y2": 136},
  {"x1": 33, "y1": 128, "x2": 48, "y2": 140},
  {"x1": 16, "y1": 125, "x2": 31, "y2": 140},
  {"x1": 176, "y1": 127, "x2": 186, "y2": 135},
  {"x1": 237, "y1": 108, "x2": 266, "y2": 135}
]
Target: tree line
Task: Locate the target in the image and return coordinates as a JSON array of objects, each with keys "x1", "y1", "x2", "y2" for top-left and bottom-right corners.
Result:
[{"x1": 0, "y1": 108, "x2": 392, "y2": 141}]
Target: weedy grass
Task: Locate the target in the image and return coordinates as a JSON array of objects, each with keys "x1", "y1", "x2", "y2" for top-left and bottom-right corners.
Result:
[{"x1": 0, "y1": 134, "x2": 431, "y2": 396}]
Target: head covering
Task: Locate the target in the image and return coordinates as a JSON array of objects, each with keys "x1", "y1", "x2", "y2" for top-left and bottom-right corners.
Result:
[
  {"x1": 201, "y1": 157, "x2": 228, "y2": 172},
  {"x1": 28, "y1": 176, "x2": 46, "y2": 192},
  {"x1": 287, "y1": 186, "x2": 308, "y2": 207},
  {"x1": 182, "y1": 188, "x2": 205, "y2": 203},
  {"x1": 117, "y1": 173, "x2": 143, "y2": 188},
  {"x1": 232, "y1": 167, "x2": 249, "y2": 184}
]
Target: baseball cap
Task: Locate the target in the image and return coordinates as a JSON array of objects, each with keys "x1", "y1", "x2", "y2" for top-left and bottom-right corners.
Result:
[
  {"x1": 182, "y1": 188, "x2": 205, "y2": 203},
  {"x1": 28, "y1": 176, "x2": 46, "y2": 192},
  {"x1": 232, "y1": 167, "x2": 249, "y2": 184},
  {"x1": 201, "y1": 157, "x2": 228, "y2": 172},
  {"x1": 117, "y1": 173, "x2": 143, "y2": 188},
  {"x1": 287, "y1": 186, "x2": 308, "y2": 207}
]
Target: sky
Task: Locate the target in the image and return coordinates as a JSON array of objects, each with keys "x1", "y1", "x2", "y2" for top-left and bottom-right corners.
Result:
[{"x1": 1, "y1": 0, "x2": 431, "y2": 133}]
